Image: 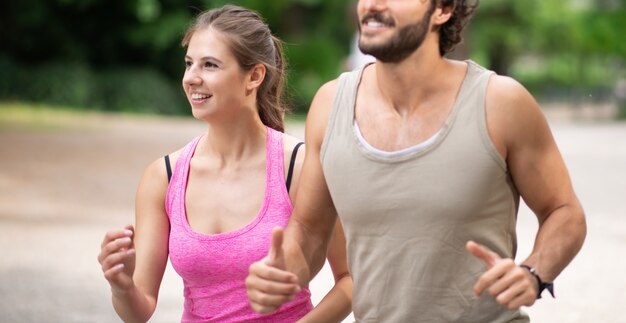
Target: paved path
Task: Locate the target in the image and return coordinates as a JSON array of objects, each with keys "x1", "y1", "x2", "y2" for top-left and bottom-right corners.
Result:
[{"x1": 0, "y1": 111, "x2": 624, "y2": 322}]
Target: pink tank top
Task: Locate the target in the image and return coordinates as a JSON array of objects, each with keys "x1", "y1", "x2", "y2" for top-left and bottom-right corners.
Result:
[{"x1": 165, "y1": 127, "x2": 313, "y2": 322}]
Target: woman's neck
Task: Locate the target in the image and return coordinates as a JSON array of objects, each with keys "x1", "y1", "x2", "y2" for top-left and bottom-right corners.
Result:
[{"x1": 197, "y1": 115, "x2": 267, "y2": 166}]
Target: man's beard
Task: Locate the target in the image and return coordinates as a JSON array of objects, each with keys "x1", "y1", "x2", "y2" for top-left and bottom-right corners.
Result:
[{"x1": 358, "y1": 7, "x2": 434, "y2": 63}]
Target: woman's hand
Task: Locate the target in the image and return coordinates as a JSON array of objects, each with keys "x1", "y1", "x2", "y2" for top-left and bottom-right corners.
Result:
[{"x1": 97, "y1": 225, "x2": 137, "y2": 294}]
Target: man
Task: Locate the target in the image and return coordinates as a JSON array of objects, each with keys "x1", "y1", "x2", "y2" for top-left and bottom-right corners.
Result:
[{"x1": 246, "y1": 0, "x2": 586, "y2": 321}]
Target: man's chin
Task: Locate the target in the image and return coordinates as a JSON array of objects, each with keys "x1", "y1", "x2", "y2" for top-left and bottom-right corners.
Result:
[
  {"x1": 359, "y1": 42, "x2": 387, "y2": 59},
  {"x1": 359, "y1": 46, "x2": 389, "y2": 62}
]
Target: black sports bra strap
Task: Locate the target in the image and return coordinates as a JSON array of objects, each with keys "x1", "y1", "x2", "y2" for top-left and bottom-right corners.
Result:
[
  {"x1": 286, "y1": 142, "x2": 304, "y2": 193},
  {"x1": 164, "y1": 155, "x2": 172, "y2": 183}
]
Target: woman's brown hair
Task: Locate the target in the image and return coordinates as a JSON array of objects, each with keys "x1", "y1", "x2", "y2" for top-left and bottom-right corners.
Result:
[{"x1": 182, "y1": 5, "x2": 288, "y2": 132}]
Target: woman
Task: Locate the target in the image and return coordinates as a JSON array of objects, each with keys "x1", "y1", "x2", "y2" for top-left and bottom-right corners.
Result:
[{"x1": 97, "y1": 5, "x2": 352, "y2": 322}]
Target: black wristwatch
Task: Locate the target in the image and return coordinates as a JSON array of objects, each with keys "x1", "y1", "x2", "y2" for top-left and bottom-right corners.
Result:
[{"x1": 520, "y1": 264, "x2": 555, "y2": 299}]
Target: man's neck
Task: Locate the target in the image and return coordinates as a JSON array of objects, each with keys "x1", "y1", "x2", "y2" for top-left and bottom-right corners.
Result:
[{"x1": 372, "y1": 47, "x2": 452, "y2": 115}]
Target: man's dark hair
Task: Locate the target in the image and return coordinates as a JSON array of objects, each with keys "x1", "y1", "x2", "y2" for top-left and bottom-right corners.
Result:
[{"x1": 437, "y1": 0, "x2": 479, "y2": 55}]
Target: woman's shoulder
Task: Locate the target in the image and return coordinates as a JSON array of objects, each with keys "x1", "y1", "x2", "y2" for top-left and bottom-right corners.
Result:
[
  {"x1": 142, "y1": 145, "x2": 186, "y2": 184},
  {"x1": 279, "y1": 132, "x2": 305, "y2": 201},
  {"x1": 281, "y1": 132, "x2": 305, "y2": 163},
  {"x1": 281, "y1": 132, "x2": 305, "y2": 151}
]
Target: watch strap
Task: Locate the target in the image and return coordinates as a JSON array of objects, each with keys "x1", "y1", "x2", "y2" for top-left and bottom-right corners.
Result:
[{"x1": 520, "y1": 264, "x2": 555, "y2": 299}]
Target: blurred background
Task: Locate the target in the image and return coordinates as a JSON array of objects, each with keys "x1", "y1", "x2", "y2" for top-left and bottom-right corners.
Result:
[
  {"x1": 1, "y1": 0, "x2": 625, "y2": 322},
  {"x1": 1, "y1": 0, "x2": 625, "y2": 117}
]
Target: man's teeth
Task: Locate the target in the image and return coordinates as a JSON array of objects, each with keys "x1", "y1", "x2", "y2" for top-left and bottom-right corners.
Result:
[
  {"x1": 367, "y1": 21, "x2": 385, "y2": 28},
  {"x1": 192, "y1": 93, "x2": 210, "y2": 100}
]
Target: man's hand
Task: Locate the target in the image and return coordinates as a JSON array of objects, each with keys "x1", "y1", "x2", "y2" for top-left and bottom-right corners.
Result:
[
  {"x1": 246, "y1": 227, "x2": 302, "y2": 314},
  {"x1": 466, "y1": 241, "x2": 538, "y2": 310}
]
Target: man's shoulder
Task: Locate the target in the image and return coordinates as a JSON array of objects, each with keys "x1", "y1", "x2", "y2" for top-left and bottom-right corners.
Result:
[
  {"x1": 486, "y1": 74, "x2": 535, "y2": 108},
  {"x1": 303, "y1": 77, "x2": 344, "y2": 146},
  {"x1": 314, "y1": 67, "x2": 365, "y2": 103},
  {"x1": 312, "y1": 77, "x2": 340, "y2": 106},
  {"x1": 484, "y1": 72, "x2": 546, "y2": 152}
]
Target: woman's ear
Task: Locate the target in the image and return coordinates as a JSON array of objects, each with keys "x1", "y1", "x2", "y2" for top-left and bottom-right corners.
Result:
[{"x1": 246, "y1": 64, "x2": 266, "y2": 92}]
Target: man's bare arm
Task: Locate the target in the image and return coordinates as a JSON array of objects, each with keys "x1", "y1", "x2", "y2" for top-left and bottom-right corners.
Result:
[
  {"x1": 247, "y1": 79, "x2": 341, "y2": 313},
  {"x1": 283, "y1": 79, "x2": 341, "y2": 284},
  {"x1": 488, "y1": 75, "x2": 586, "y2": 281},
  {"x1": 469, "y1": 75, "x2": 586, "y2": 310}
]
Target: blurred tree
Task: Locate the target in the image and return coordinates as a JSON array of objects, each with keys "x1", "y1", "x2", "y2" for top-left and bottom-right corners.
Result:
[
  {"x1": 470, "y1": 0, "x2": 625, "y2": 112},
  {"x1": 1, "y1": 0, "x2": 623, "y2": 115},
  {"x1": 470, "y1": 0, "x2": 527, "y2": 76},
  {"x1": 0, "y1": 0, "x2": 354, "y2": 113},
  {"x1": 197, "y1": 0, "x2": 353, "y2": 110}
]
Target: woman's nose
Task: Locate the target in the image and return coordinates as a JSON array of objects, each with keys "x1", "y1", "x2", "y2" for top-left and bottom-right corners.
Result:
[{"x1": 183, "y1": 68, "x2": 202, "y2": 86}]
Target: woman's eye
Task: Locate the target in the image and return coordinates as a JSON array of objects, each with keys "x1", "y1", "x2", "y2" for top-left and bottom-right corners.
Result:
[
  {"x1": 184, "y1": 61, "x2": 192, "y2": 68},
  {"x1": 205, "y1": 62, "x2": 217, "y2": 68}
]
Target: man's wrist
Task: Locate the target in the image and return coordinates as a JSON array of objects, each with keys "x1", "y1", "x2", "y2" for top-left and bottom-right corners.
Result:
[{"x1": 520, "y1": 264, "x2": 555, "y2": 299}]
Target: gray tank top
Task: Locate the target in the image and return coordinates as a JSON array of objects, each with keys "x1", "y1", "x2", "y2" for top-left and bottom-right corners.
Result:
[{"x1": 321, "y1": 61, "x2": 529, "y2": 322}]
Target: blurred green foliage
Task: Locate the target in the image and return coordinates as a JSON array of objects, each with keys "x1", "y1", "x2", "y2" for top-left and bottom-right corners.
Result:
[
  {"x1": 0, "y1": 55, "x2": 187, "y2": 113},
  {"x1": 0, "y1": 0, "x2": 353, "y2": 115},
  {"x1": 0, "y1": 0, "x2": 624, "y2": 117},
  {"x1": 470, "y1": 0, "x2": 626, "y2": 116}
]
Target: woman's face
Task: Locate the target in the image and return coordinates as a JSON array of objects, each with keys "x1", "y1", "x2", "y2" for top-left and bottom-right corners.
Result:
[{"x1": 182, "y1": 28, "x2": 252, "y2": 121}]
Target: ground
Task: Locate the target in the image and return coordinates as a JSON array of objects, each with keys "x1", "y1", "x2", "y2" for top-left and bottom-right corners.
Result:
[{"x1": 0, "y1": 107, "x2": 624, "y2": 322}]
